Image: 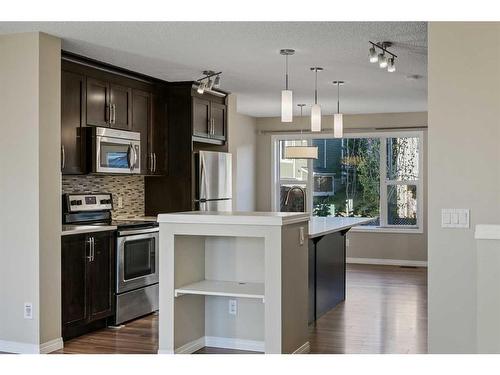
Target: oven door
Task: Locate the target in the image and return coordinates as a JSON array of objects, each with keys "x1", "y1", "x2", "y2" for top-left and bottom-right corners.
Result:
[
  {"x1": 96, "y1": 135, "x2": 141, "y2": 174},
  {"x1": 117, "y1": 229, "x2": 159, "y2": 293}
]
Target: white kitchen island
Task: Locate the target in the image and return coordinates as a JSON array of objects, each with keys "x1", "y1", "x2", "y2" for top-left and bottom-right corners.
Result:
[{"x1": 157, "y1": 211, "x2": 311, "y2": 354}]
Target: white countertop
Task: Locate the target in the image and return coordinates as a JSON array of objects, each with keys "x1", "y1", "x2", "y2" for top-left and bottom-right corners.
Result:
[
  {"x1": 157, "y1": 211, "x2": 310, "y2": 226},
  {"x1": 475, "y1": 224, "x2": 500, "y2": 240},
  {"x1": 308, "y1": 217, "x2": 374, "y2": 238},
  {"x1": 62, "y1": 224, "x2": 117, "y2": 236}
]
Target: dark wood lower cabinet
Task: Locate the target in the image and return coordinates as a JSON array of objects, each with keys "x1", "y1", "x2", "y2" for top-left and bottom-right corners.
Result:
[
  {"x1": 308, "y1": 230, "x2": 348, "y2": 323},
  {"x1": 62, "y1": 231, "x2": 115, "y2": 340}
]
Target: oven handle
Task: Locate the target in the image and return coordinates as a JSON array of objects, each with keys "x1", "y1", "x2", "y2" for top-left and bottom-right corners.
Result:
[{"x1": 118, "y1": 227, "x2": 159, "y2": 236}]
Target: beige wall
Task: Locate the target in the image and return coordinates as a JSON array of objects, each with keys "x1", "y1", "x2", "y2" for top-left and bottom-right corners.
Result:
[
  {"x1": 228, "y1": 94, "x2": 257, "y2": 211},
  {"x1": 0, "y1": 32, "x2": 61, "y2": 352},
  {"x1": 428, "y1": 22, "x2": 500, "y2": 353},
  {"x1": 256, "y1": 112, "x2": 428, "y2": 262}
]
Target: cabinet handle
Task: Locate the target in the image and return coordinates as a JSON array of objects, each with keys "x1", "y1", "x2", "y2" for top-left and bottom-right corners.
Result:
[
  {"x1": 87, "y1": 237, "x2": 93, "y2": 262},
  {"x1": 61, "y1": 145, "x2": 65, "y2": 170},
  {"x1": 111, "y1": 104, "x2": 116, "y2": 124},
  {"x1": 107, "y1": 105, "x2": 111, "y2": 124},
  {"x1": 153, "y1": 153, "x2": 157, "y2": 173},
  {"x1": 91, "y1": 237, "x2": 95, "y2": 262}
]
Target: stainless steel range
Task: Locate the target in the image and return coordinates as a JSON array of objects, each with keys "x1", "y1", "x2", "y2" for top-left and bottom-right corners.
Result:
[{"x1": 63, "y1": 193, "x2": 159, "y2": 325}]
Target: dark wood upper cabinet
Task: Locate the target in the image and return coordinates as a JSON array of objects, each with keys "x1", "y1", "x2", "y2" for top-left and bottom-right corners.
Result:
[
  {"x1": 110, "y1": 84, "x2": 132, "y2": 130},
  {"x1": 193, "y1": 97, "x2": 211, "y2": 138},
  {"x1": 62, "y1": 231, "x2": 115, "y2": 340},
  {"x1": 191, "y1": 93, "x2": 227, "y2": 144},
  {"x1": 61, "y1": 70, "x2": 86, "y2": 174},
  {"x1": 149, "y1": 92, "x2": 167, "y2": 175},
  {"x1": 132, "y1": 89, "x2": 151, "y2": 174},
  {"x1": 86, "y1": 77, "x2": 109, "y2": 127},
  {"x1": 211, "y1": 102, "x2": 227, "y2": 141}
]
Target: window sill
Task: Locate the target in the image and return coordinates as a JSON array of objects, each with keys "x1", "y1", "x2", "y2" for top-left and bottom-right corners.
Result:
[{"x1": 350, "y1": 226, "x2": 424, "y2": 234}]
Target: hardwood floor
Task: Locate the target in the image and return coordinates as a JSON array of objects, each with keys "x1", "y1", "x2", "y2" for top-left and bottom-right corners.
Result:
[{"x1": 54, "y1": 264, "x2": 427, "y2": 354}]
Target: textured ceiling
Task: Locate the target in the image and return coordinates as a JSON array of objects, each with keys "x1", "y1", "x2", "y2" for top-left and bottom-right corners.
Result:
[{"x1": 0, "y1": 22, "x2": 427, "y2": 117}]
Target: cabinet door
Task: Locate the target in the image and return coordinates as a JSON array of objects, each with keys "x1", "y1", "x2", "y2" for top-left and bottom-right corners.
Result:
[
  {"x1": 61, "y1": 70, "x2": 85, "y2": 174},
  {"x1": 132, "y1": 89, "x2": 150, "y2": 174},
  {"x1": 211, "y1": 102, "x2": 227, "y2": 141},
  {"x1": 88, "y1": 231, "x2": 114, "y2": 321},
  {"x1": 110, "y1": 84, "x2": 132, "y2": 130},
  {"x1": 192, "y1": 97, "x2": 210, "y2": 137},
  {"x1": 86, "y1": 77, "x2": 109, "y2": 127},
  {"x1": 62, "y1": 234, "x2": 89, "y2": 327},
  {"x1": 149, "y1": 93, "x2": 166, "y2": 175}
]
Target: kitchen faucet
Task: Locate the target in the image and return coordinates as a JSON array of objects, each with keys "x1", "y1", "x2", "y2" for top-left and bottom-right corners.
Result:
[{"x1": 284, "y1": 186, "x2": 306, "y2": 212}]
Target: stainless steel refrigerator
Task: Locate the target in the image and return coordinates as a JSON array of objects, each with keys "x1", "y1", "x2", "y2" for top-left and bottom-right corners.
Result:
[{"x1": 195, "y1": 151, "x2": 232, "y2": 211}]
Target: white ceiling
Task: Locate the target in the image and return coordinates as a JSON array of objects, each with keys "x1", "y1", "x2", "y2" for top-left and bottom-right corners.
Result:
[{"x1": 0, "y1": 22, "x2": 427, "y2": 117}]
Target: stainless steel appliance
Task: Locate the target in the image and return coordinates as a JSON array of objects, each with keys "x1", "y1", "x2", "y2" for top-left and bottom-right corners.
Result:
[
  {"x1": 63, "y1": 193, "x2": 159, "y2": 326},
  {"x1": 195, "y1": 150, "x2": 232, "y2": 211},
  {"x1": 88, "y1": 127, "x2": 141, "y2": 174},
  {"x1": 115, "y1": 224, "x2": 159, "y2": 325}
]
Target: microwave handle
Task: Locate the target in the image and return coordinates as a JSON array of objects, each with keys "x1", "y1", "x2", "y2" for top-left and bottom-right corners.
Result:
[
  {"x1": 127, "y1": 144, "x2": 133, "y2": 170},
  {"x1": 133, "y1": 145, "x2": 138, "y2": 170}
]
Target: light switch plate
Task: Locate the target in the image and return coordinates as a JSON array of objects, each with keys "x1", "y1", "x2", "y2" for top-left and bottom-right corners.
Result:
[{"x1": 441, "y1": 209, "x2": 470, "y2": 228}]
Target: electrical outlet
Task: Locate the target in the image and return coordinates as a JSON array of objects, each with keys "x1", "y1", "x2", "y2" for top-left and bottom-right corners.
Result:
[
  {"x1": 24, "y1": 303, "x2": 33, "y2": 319},
  {"x1": 299, "y1": 227, "x2": 305, "y2": 245},
  {"x1": 228, "y1": 299, "x2": 237, "y2": 315},
  {"x1": 118, "y1": 196, "x2": 123, "y2": 209}
]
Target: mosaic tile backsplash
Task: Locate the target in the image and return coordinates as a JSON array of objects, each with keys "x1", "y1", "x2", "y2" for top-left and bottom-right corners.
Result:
[{"x1": 62, "y1": 175, "x2": 145, "y2": 217}]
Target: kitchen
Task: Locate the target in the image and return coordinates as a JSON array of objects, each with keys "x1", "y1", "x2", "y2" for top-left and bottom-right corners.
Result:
[
  {"x1": 3, "y1": 16, "x2": 497, "y2": 363},
  {"x1": 0, "y1": 22, "x2": 428, "y2": 356}
]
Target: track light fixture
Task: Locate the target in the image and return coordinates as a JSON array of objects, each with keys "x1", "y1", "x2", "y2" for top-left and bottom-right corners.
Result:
[
  {"x1": 280, "y1": 49, "x2": 295, "y2": 123},
  {"x1": 196, "y1": 70, "x2": 222, "y2": 94},
  {"x1": 368, "y1": 41, "x2": 397, "y2": 73}
]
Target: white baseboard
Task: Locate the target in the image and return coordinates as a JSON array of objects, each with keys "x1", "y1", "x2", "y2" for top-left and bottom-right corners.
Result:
[
  {"x1": 0, "y1": 337, "x2": 63, "y2": 354},
  {"x1": 347, "y1": 257, "x2": 427, "y2": 267},
  {"x1": 205, "y1": 336, "x2": 264, "y2": 352},
  {"x1": 169, "y1": 336, "x2": 265, "y2": 354},
  {"x1": 292, "y1": 341, "x2": 310, "y2": 354},
  {"x1": 173, "y1": 337, "x2": 206, "y2": 354},
  {"x1": 40, "y1": 337, "x2": 63, "y2": 354}
]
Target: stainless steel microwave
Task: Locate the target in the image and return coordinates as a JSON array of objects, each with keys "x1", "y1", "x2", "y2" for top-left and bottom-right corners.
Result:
[{"x1": 89, "y1": 127, "x2": 141, "y2": 174}]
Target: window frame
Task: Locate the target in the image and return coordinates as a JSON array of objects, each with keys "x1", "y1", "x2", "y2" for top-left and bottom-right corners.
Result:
[{"x1": 271, "y1": 130, "x2": 424, "y2": 234}]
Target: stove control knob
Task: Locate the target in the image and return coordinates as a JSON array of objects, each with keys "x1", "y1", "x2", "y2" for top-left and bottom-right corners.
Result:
[
  {"x1": 101, "y1": 199, "x2": 111, "y2": 205},
  {"x1": 70, "y1": 200, "x2": 82, "y2": 206}
]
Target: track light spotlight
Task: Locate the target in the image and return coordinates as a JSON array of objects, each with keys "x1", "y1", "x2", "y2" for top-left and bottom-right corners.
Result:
[
  {"x1": 369, "y1": 46, "x2": 378, "y2": 63},
  {"x1": 379, "y1": 53, "x2": 388, "y2": 68},
  {"x1": 387, "y1": 57, "x2": 396, "y2": 72}
]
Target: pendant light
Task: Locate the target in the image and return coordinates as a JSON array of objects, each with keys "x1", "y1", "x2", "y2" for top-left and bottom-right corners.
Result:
[
  {"x1": 310, "y1": 67, "x2": 323, "y2": 132},
  {"x1": 284, "y1": 104, "x2": 318, "y2": 159},
  {"x1": 280, "y1": 49, "x2": 295, "y2": 123},
  {"x1": 333, "y1": 81, "x2": 344, "y2": 138}
]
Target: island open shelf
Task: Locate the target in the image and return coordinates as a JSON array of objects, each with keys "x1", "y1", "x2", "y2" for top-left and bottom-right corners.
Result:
[
  {"x1": 174, "y1": 280, "x2": 265, "y2": 301},
  {"x1": 157, "y1": 211, "x2": 311, "y2": 354}
]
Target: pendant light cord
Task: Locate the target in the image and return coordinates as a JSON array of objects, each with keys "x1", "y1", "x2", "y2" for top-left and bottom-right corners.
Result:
[
  {"x1": 314, "y1": 69, "x2": 318, "y2": 104},
  {"x1": 337, "y1": 82, "x2": 340, "y2": 114},
  {"x1": 285, "y1": 54, "x2": 289, "y2": 90}
]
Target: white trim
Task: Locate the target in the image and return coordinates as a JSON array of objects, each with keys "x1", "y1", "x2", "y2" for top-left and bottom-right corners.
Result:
[
  {"x1": 475, "y1": 225, "x2": 500, "y2": 240},
  {"x1": 0, "y1": 337, "x2": 63, "y2": 354},
  {"x1": 292, "y1": 341, "x2": 310, "y2": 354},
  {"x1": 271, "y1": 130, "x2": 424, "y2": 232},
  {"x1": 40, "y1": 337, "x2": 63, "y2": 354},
  {"x1": 346, "y1": 257, "x2": 427, "y2": 267},
  {"x1": 205, "y1": 336, "x2": 265, "y2": 352},
  {"x1": 168, "y1": 336, "x2": 265, "y2": 354},
  {"x1": 173, "y1": 337, "x2": 206, "y2": 354}
]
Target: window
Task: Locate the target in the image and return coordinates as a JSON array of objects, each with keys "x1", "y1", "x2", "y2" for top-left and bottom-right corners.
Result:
[{"x1": 272, "y1": 132, "x2": 423, "y2": 232}]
